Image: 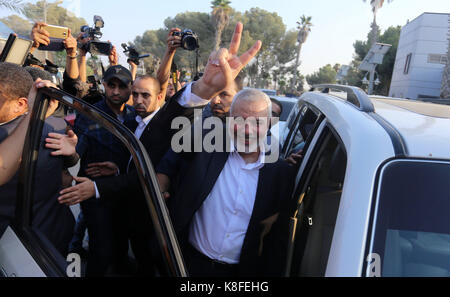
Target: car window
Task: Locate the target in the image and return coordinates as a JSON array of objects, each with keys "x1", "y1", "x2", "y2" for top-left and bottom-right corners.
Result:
[
  {"x1": 284, "y1": 126, "x2": 347, "y2": 276},
  {"x1": 4, "y1": 88, "x2": 185, "y2": 277},
  {"x1": 279, "y1": 101, "x2": 295, "y2": 122},
  {"x1": 281, "y1": 105, "x2": 320, "y2": 159},
  {"x1": 367, "y1": 160, "x2": 450, "y2": 277}
]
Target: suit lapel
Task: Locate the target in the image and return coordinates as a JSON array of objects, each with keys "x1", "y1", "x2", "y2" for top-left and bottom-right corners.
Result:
[
  {"x1": 249, "y1": 164, "x2": 275, "y2": 224},
  {"x1": 196, "y1": 151, "x2": 229, "y2": 206}
]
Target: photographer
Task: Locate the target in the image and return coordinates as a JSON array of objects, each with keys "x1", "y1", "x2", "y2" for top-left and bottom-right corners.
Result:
[{"x1": 157, "y1": 28, "x2": 182, "y2": 102}]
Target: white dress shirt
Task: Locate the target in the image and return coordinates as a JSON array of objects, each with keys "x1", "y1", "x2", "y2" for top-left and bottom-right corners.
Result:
[
  {"x1": 189, "y1": 145, "x2": 265, "y2": 264},
  {"x1": 177, "y1": 82, "x2": 210, "y2": 107},
  {"x1": 134, "y1": 108, "x2": 160, "y2": 140}
]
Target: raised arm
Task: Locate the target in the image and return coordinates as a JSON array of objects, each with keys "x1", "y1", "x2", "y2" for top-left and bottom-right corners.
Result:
[
  {"x1": 0, "y1": 79, "x2": 57, "y2": 185},
  {"x1": 64, "y1": 29, "x2": 79, "y2": 80},
  {"x1": 77, "y1": 33, "x2": 90, "y2": 83},
  {"x1": 29, "y1": 22, "x2": 50, "y2": 54},
  {"x1": 157, "y1": 28, "x2": 181, "y2": 99}
]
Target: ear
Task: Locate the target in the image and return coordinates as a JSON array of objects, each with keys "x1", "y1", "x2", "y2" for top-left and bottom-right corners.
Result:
[
  {"x1": 15, "y1": 97, "x2": 29, "y2": 114},
  {"x1": 157, "y1": 91, "x2": 164, "y2": 102}
]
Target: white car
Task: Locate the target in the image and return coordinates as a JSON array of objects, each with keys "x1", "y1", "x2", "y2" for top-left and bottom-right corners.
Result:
[
  {"x1": 1, "y1": 84, "x2": 449, "y2": 277},
  {"x1": 278, "y1": 84, "x2": 450, "y2": 276}
]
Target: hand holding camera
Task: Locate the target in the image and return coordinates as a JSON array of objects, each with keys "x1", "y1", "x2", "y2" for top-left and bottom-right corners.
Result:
[
  {"x1": 167, "y1": 28, "x2": 182, "y2": 53},
  {"x1": 171, "y1": 29, "x2": 199, "y2": 51},
  {"x1": 30, "y1": 22, "x2": 50, "y2": 51},
  {"x1": 63, "y1": 29, "x2": 77, "y2": 57},
  {"x1": 76, "y1": 32, "x2": 90, "y2": 56},
  {"x1": 108, "y1": 45, "x2": 118, "y2": 66}
]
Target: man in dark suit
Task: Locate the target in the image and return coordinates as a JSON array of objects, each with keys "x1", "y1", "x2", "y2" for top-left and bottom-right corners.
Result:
[
  {"x1": 57, "y1": 21, "x2": 262, "y2": 206},
  {"x1": 57, "y1": 22, "x2": 279, "y2": 276},
  {"x1": 157, "y1": 88, "x2": 296, "y2": 277},
  {"x1": 71, "y1": 65, "x2": 138, "y2": 276},
  {"x1": 0, "y1": 63, "x2": 76, "y2": 255}
]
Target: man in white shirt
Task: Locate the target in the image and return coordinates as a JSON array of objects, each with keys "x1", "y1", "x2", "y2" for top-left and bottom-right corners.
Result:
[{"x1": 163, "y1": 89, "x2": 295, "y2": 277}]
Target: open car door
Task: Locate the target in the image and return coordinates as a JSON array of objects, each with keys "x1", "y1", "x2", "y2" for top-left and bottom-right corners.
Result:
[{"x1": 0, "y1": 87, "x2": 187, "y2": 277}]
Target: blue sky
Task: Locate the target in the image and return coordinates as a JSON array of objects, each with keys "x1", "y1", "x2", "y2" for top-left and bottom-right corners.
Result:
[{"x1": 1, "y1": 0, "x2": 449, "y2": 74}]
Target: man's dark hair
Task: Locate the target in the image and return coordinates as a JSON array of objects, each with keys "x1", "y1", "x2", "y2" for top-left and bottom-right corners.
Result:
[
  {"x1": 0, "y1": 62, "x2": 33, "y2": 99},
  {"x1": 270, "y1": 98, "x2": 283, "y2": 116},
  {"x1": 135, "y1": 75, "x2": 161, "y2": 93},
  {"x1": 234, "y1": 74, "x2": 244, "y2": 92},
  {"x1": 24, "y1": 66, "x2": 53, "y2": 82}
]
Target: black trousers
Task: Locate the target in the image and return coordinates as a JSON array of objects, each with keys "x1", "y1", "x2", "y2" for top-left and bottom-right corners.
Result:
[
  {"x1": 184, "y1": 243, "x2": 239, "y2": 277},
  {"x1": 81, "y1": 198, "x2": 123, "y2": 276}
]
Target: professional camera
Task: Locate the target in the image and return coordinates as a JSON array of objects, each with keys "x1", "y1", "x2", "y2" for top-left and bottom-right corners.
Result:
[
  {"x1": 121, "y1": 43, "x2": 150, "y2": 65},
  {"x1": 79, "y1": 15, "x2": 112, "y2": 56},
  {"x1": 172, "y1": 29, "x2": 199, "y2": 51}
]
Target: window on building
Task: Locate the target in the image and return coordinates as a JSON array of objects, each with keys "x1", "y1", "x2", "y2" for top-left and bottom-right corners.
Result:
[
  {"x1": 427, "y1": 54, "x2": 447, "y2": 65},
  {"x1": 404, "y1": 53, "x2": 412, "y2": 74}
]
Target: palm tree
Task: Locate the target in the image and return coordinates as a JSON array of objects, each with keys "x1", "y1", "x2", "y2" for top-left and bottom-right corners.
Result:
[
  {"x1": 211, "y1": 0, "x2": 232, "y2": 51},
  {"x1": 0, "y1": 0, "x2": 24, "y2": 13},
  {"x1": 291, "y1": 15, "x2": 312, "y2": 91},
  {"x1": 363, "y1": 0, "x2": 393, "y2": 46}
]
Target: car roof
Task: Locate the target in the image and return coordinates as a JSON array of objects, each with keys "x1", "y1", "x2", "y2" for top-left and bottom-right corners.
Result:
[
  {"x1": 300, "y1": 90, "x2": 450, "y2": 160},
  {"x1": 369, "y1": 96, "x2": 450, "y2": 159},
  {"x1": 270, "y1": 96, "x2": 299, "y2": 103}
]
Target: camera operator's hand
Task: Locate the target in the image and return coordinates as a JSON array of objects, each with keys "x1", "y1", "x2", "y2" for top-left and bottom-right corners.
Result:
[
  {"x1": 128, "y1": 60, "x2": 138, "y2": 81},
  {"x1": 108, "y1": 45, "x2": 119, "y2": 66},
  {"x1": 64, "y1": 29, "x2": 77, "y2": 57},
  {"x1": 30, "y1": 22, "x2": 50, "y2": 52},
  {"x1": 76, "y1": 32, "x2": 90, "y2": 56},
  {"x1": 192, "y1": 22, "x2": 262, "y2": 100},
  {"x1": 167, "y1": 28, "x2": 181, "y2": 53}
]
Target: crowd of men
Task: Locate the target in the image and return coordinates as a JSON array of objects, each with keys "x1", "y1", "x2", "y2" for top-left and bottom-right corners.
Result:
[{"x1": 0, "y1": 21, "x2": 302, "y2": 277}]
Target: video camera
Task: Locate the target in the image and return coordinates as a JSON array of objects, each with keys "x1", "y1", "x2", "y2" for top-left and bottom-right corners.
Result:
[
  {"x1": 79, "y1": 15, "x2": 112, "y2": 56},
  {"x1": 121, "y1": 43, "x2": 149, "y2": 65},
  {"x1": 172, "y1": 29, "x2": 199, "y2": 51}
]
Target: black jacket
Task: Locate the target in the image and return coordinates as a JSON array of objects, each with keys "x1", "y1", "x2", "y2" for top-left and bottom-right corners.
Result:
[
  {"x1": 0, "y1": 117, "x2": 75, "y2": 254},
  {"x1": 95, "y1": 87, "x2": 198, "y2": 200},
  {"x1": 168, "y1": 149, "x2": 296, "y2": 276}
]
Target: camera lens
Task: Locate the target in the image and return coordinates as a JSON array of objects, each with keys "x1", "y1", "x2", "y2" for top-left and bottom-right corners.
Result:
[{"x1": 183, "y1": 36, "x2": 196, "y2": 51}]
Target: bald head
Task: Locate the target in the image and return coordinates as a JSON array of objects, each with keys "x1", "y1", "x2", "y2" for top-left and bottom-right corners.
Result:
[{"x1": 230, "y1": 89, "x2": 272, "y2": 119}]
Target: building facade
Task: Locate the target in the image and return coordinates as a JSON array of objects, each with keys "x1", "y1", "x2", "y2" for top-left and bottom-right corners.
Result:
[{"x1": 389, "y1": 13, "x2": 449, "y2": 99}]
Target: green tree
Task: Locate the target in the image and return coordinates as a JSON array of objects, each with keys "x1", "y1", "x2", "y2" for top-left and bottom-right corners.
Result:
[
  {"x1": 22, "y1": 0, "x2": 86, "y2": 35},
  {"x1": 0, "y1": 0, "x2": 24, "y2": 13},
  {"x1": 211, "y1": 0, "x2": 231, "y2": 51},
  {"x1": 363, "y1": 0, "x2": 393, "y2": 46},
  {"x1": 306, "y1": 64, "x2": 337, "y2": 86},
  {"x1": 0, "y1": 14, "x2": 32, "y2": 36},
  {"x1": 291, "y1": 15, "x2": 312, "y2": 90},
  {"x1": 346, "y1": 25, "x2": 401, "y2": 95},
  {"x1": 130, "y1": 7, "x2": 294, "y2": 88},
  {"x1": 242, "y1": 8, "x2": 286, "y2": 88}
]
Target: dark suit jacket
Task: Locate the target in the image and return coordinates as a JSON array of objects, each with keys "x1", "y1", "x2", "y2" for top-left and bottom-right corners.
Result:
[
  {"x1": 168, "y1": 149, "x2": 296, "y2": 277},
  {"x1": 0, "y1": 117, "x2": 75, "y2": 255},
  {"x1": 95, "y1": 87, "x2": 198, "y2": 201}
]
